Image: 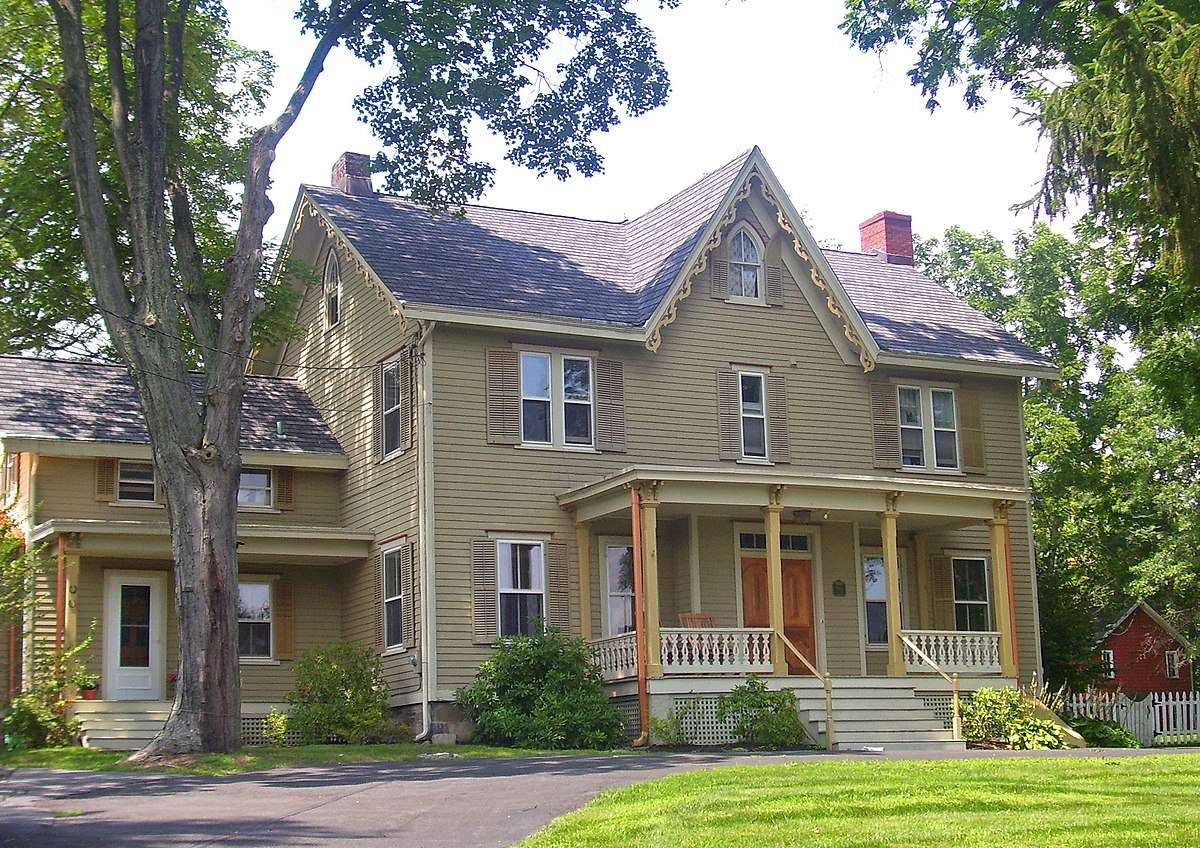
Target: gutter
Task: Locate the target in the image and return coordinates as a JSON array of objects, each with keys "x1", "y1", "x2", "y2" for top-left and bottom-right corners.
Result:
[{"x1": 413, "y1": 321, "x2": 437, "y2": 742}]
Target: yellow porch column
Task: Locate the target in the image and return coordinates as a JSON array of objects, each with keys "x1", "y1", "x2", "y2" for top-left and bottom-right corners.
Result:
[
  {"x1": 764, "y1": 495, "x2": 788, "y2": 675},
  {"x1": 914, "y1": 533, "x2": 931, "y2": 630},
  {"x1": 987, "y1": 502, "x2": 1018, "y2": 678},
  {"x1": 640, "y1": 488, "x2": 663, "y2": 679},
  {"x1": 576, "y1": 522, "x2": 592, "y2": 642},
  {"x1": 880, "y1": 494, "x2": 906, "y2": 676}
]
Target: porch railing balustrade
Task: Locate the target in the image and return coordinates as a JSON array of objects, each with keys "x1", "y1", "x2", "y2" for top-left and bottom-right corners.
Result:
[
  {"x1": 659, "y1": 627, "x2": 774, "y2": 674},
  {"x1": 901, "y1": 629, "x2": 1002, "y2": 674},
  {"x1": 590, "y1": 632, "x2": 639, "y2": 682}
]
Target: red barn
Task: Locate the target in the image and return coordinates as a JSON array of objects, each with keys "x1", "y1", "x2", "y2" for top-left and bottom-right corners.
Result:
[{"x1": 1095, "y1": 603, "x2": 1194, "y2": 694}]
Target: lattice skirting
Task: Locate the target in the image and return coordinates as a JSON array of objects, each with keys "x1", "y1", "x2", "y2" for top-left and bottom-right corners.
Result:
[
  {"x1": 921, "y1": 692, "x2": 973, "y2": 730},
  {"x1": 240, "y1": 714, "x2": 304, "y2": 747},
  {"x1": 611, "y1": 695, "x2": 641, "y2": 743},
  {"x1": 667, "y1": 696, "x2": 740, "y2": 746}
]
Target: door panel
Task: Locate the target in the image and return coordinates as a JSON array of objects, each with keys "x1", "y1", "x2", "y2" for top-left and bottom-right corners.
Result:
[
  {"x1": 740, "y1": 556, "x2": 816, "y2": 674},
  {"x1": 104, "y1": 572, "x2": 165, "y2": 700}
]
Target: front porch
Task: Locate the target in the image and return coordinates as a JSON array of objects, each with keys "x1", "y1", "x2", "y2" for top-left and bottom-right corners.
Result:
[{"x1": 562, "y1": 465, "x2": 1028, "y2": 747}]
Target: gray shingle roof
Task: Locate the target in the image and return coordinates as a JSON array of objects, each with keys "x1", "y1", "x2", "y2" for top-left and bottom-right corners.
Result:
[
  {"x1": 305, "y1": 151, "x2": 750, "y2": 327},
  {"x1": 0, "y1": 357, "x2": 344, "y2": 455},
  {"x1": 824, "y1": 251, "x2": 1055, "y2": 369},
  {"x1": 304, "y1": 149, "x2": 1053, "y2": 372}
]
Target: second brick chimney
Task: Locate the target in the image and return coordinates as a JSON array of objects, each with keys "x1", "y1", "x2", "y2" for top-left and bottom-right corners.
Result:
[
  {"x1": 859, "y1": 210, "x2": 914, "y2": 266},
  {"x1": 331, "y1": 152, "x2": 373, "y2": 197}
]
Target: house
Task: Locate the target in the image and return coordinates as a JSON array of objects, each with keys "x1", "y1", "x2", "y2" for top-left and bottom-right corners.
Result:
[
  {"x1": 0, "y1": 147, "x2": 1057, "y2": 750},
  {"x1": 1095, "y1": 602, "x2": 1194, "y2": 694}
]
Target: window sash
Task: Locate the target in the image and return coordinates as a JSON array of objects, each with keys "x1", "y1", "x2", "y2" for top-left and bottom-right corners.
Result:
[
  {"x1": 952, "y1": 558, "x2": 991, "y2": 632},
  {"x1": 519, "y1": 351, "x2": 594, "y2": 448},
  {"x1": 237, "y1": 468, "x2": 274, "y2": 508},
  {"x1": 382, "y1": 359, "x2": 405, "y2": 455},
  {"x1": 1101, "y1": 649, "x2": 1116, "y2": 678},
  {"x1": 1166, "y1": 650, "x2": 1181, "y2": 679},
  {"x1": 739, "y1": 372, "x2": 767, "y2": 458},
  {"x1": 384, "y1": 548, "x2": 404, "y2": 649},
  {"x1": 324, "y1": 252, "x2": 340, "y2": 327},
  {"x1": 898, "y1": 385, "x2": 960, "y2": 470},
  {"x1": 605, "y1": 544, "x2": 635, "y2": 636},
  {"x1": 117, "y1": 460, "x2": 156, "y2": 502},
  {"x1": 498, "y1": 541, "x2": 546, "y2": 636},
  {"x1": 862, "y1": 555, "x2": 888, "y2": 645},
  {"x1": 728, "y1": 230, "x2": 762, "y2": 300},
  {"x1": 562, "y1": 357, "x2": 593, "y2": 446},
  {"x1": 237, "y1": 581, "x2": 272, "y2": 658}
]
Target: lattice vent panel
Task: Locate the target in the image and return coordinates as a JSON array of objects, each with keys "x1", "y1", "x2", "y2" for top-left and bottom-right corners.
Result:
[
  {"x1": 674, "y1": 696, "x2": 738, "y2": 746},
  {"x1": 921, "y1": 693, "x2": 973, "y2": 731},
  {"x1": 240, "y1": 715, "x2": 304, "y2": 747}
]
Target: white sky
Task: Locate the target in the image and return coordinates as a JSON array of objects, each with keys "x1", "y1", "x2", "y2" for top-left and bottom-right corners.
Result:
[{"x1": 228, "y1": 0, "x2": 1053, "y2": 251}]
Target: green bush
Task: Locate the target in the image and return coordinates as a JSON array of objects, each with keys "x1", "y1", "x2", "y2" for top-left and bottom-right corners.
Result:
[
  {"x1": 455, "y1": 628, "x2": 623, "y2": 749},
  {"x1": 262, "y1": 708, "x2": 290, "y2": 747},
  {"x1": 2, "y1": 625, "x2": 94, "y2": 749},
  {"x1": 716, "y1": 675, "x2": 809, "y2": 749},
  {"x1": 961, "y1": 687, "x2": 1065, "y2": 749},
  {"x1": 1067, "y1": 714, "x2": 1141, "y2": 748},
  {"x1": 285, "y1": 641, "x2": 403, "y2": 744},
  {"x1": 650, "y1": 698, "x2": 699, "y2": 747}
]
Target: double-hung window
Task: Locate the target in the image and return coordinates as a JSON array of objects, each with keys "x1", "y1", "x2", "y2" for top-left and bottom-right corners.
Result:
[
  {"x1": 1166, "y1": 650, "x2": 1182, "y2": 680},
  {"x1": 323, "y1": 251, "x2": 341, "y2": 328},
  {"x1": 952, "y1": 557, "x2": 991, "y2": 632},
  {"x1": 383, "y1": 545, "x2": 406, "y2": 650},
  {"x1": 381, "y1": 358, "x2": 406, "y2": 456},
  {"x1": 862, "y1": 554, "x2": 888, "y2": 646},
  {"x1": 237, "y1": 468, "x2": 274, "y2": 508},
  {"x1": 739, "y1": 372, "x2": 767, "y2": 459},
  {"x1": 117, "y1": 460, "x2": 156, "y2": 503},
  {"x1": 1100, "y1": 649, "x2": 1116, "y2": 678},
  {"x1": 898, "y1": 385, "x2": 959, "y2": 470},
  {"x1": 728, "y1": 227, "x2": 762, "y2": 301},
  {"x1": 520, "y1": 351, "x2": 594, "y2": 448},
  {"x1": 605, "y1": 543, "x2": 635, "y2": 636},
  {"x1": 497, "y1": 540, "x2": 545, "y2": 636},
  {"x1": 237, "y1": 581, "x2": 272, "y2": 658}
]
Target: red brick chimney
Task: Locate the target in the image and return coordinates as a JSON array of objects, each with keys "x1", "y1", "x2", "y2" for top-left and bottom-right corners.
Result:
[
  {"x1": 331, "y1": 152, "x2": 373, "y2": 197},
  {"x1": 859, "y1": 211, "x2": 914, "y2": 266}
]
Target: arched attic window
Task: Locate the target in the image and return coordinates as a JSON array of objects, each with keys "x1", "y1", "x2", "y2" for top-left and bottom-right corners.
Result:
[
  {"x1": 323, "y1": 250, "x2": 341, "y2": 328},
  {"x1": 728, "y1": 225, "x2": 763, "y2": 302}
]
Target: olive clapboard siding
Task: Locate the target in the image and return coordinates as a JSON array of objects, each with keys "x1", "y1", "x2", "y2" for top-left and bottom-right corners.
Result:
[
  {"x1": 34, "y1": 455, "x2": 342, "y2": 527},
  {"x1": 428, "y1": 219, "x2": 1037, "y2": 687},
  {"x1": 276, "y1": 217, "x2": 421, "y2": 701}
]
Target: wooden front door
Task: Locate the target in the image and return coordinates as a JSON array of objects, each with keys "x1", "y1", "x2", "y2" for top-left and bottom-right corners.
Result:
[{"x1": 741, "y1": 556, "x2": 816, "y2": 675}]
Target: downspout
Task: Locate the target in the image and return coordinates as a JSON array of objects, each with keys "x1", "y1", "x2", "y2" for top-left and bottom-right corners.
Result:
[
  {"x1": 630, "y1": 486, "x2": 649, "y2": 747},
  {"x1": 413, "y1": 320, "x2": 437, "y2": 742},
  {"x1": 1004, "y1": 516, "x2": 1020, "y2": 681}
]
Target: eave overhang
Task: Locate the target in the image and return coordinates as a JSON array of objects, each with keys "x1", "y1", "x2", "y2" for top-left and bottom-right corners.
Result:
[{"x1": 0, "y1": 436, "x2": 349, "y2": 470}]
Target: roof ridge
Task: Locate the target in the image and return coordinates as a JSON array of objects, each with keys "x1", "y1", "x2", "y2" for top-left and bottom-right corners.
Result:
[{"x1": 626, "y1": 148, "x2": 753, "y2": 227}]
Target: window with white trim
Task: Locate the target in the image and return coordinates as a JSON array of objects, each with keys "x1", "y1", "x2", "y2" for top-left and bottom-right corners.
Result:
[
  {"x1": 1166, "y1": 649, "x2": 1182, "y2": 679},
  {"x1": 728, "y1": 227, "x2": 762, "y2": 301},
  {"x1": 323, "y1": 251, "x2": 341, "y2": 328},
  {"x1": 1100, "y1": 649, "x2": 1116, "y2": 678},
  {"x1": 952, "y1": 557, "x2": 991, "y2": 632},
  {"x1": 237, "y1": 580, "x2": 272, "y2": 658},
  {"x1": 739, "y1": 372, "x2": 767, "y2": 459},
  {"x1": 863, "y1": 554, "x2": 888, "y2": 646},
  {"x1": 383, "y1": 544, "x2": 406, "y2": 649},
  {"x1": 498, "y1": 540, "x2": 545, "y2": 636},
  {"x1": 381, "y1": 358, "x2": 407, "y2": 456},
  {"x1": 898, "y1": 385, "x2": 959, "y2": 470},
  {"x1": 116, "y1": 460, "x2": 156, "y2": 502},
  {"x1": 605, "y1": 544, "x2": 635, "y2": 637},
  {"x1": 519, "y1": 351, "x2": 594, "y2": 448},
  {"x1": 237, "y1": 468, "x2": 274, "y2": 508}
]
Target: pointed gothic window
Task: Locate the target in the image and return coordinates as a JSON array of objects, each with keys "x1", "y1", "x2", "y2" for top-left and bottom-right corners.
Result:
[
  {"x1": 323, "y1": 250, "x2": 341, "y2": 328},
  {"x1": 728, "y1": 228, "x2": 762, "y2": 301}
]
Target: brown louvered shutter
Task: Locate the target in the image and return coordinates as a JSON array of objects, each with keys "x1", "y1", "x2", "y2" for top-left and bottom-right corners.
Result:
[
  {"x1": 371, "y1": 363, "x2": 384, "y2": 461},
  {"x1": 398, "y1": 348, "x2": 414, "y2": 453},
  {"x1": 931, "y1": 555, "x2": 956, "y2": 630},
  {"x1": 485, "y1": 349, "x2": 521, "y2": 445},
  {"x1": 275, "y1": 467, "x2": 295, "y2": 510},
  {"x1": 766, "y1": 375, "x2": 790, "y2": 464},
  {"x1": 274, "y1": 580, "x2": 295, "y2": 660},
  {"x1": 401, "y1": 542, "x2": 416, "y2": 649},
  {"x1": 869, "y1": 382, "x2": 901, "y2": 469},
  {"x1": 710, "y1": 259, "x2": 729, "y2": 299},
  {"x1": 957, "y1": 389, "x2": 986, "y2": 474},
  {"x1": 472, "y1": 539, "x2": 499, "y2": 644},
  {"x1": 595, "y1": 358, "x2": 626, "y2": 453},
  {"x1": 546, "y1": 540, "x2": 571, "y2": 634},
  {"x1": 95, "y1": 458, "x2": 116, "y2": 501},
  {"x1": 765, "y1": 266, "x2": 784, "y2": 305},
  {"x1": 372, "y1": 550, "x2": 384, "y2": 650},
  {"x1": 716, "y1": 370, "x2": 741, "y2": 460}
]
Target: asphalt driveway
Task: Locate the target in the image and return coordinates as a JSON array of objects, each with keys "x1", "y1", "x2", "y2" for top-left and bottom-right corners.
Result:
[{"x1": 0, "y1": 747, "x2": 1192, "y2": 848}]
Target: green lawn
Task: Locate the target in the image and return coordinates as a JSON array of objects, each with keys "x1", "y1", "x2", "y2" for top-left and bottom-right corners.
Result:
[
  {"x1": 0, "y1": 742, "x2": 629, "y2": 776},
  {"x1": 519, "y1": 755, "x2": 1200, "y2": 848}
]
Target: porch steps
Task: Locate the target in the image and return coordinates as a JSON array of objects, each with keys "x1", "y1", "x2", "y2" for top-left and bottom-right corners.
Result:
[
  {"x1": 72, "y1": 701, "x2": 170, "y2": 751},
  {"x1": 804, "y1": 680, "x2": 965, "y2": 752}
]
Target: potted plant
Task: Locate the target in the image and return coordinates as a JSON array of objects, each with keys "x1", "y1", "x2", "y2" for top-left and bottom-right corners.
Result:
[{"x1": 76, "y1": 671, "x2": 100, "y2": 700}]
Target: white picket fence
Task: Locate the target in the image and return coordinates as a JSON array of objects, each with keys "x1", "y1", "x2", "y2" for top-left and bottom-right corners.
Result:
[{"x1": 1069, "y1": 691, "x2": 1200, "y2": 747}]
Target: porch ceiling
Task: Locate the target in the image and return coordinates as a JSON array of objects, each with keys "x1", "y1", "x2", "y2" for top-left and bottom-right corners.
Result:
[
  {"x1": 29, "y1": 518, "x2": 374, "y2": 564},
  {"x1": 558, "y1": 464, "x2": 1027, "y2": 525}
]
